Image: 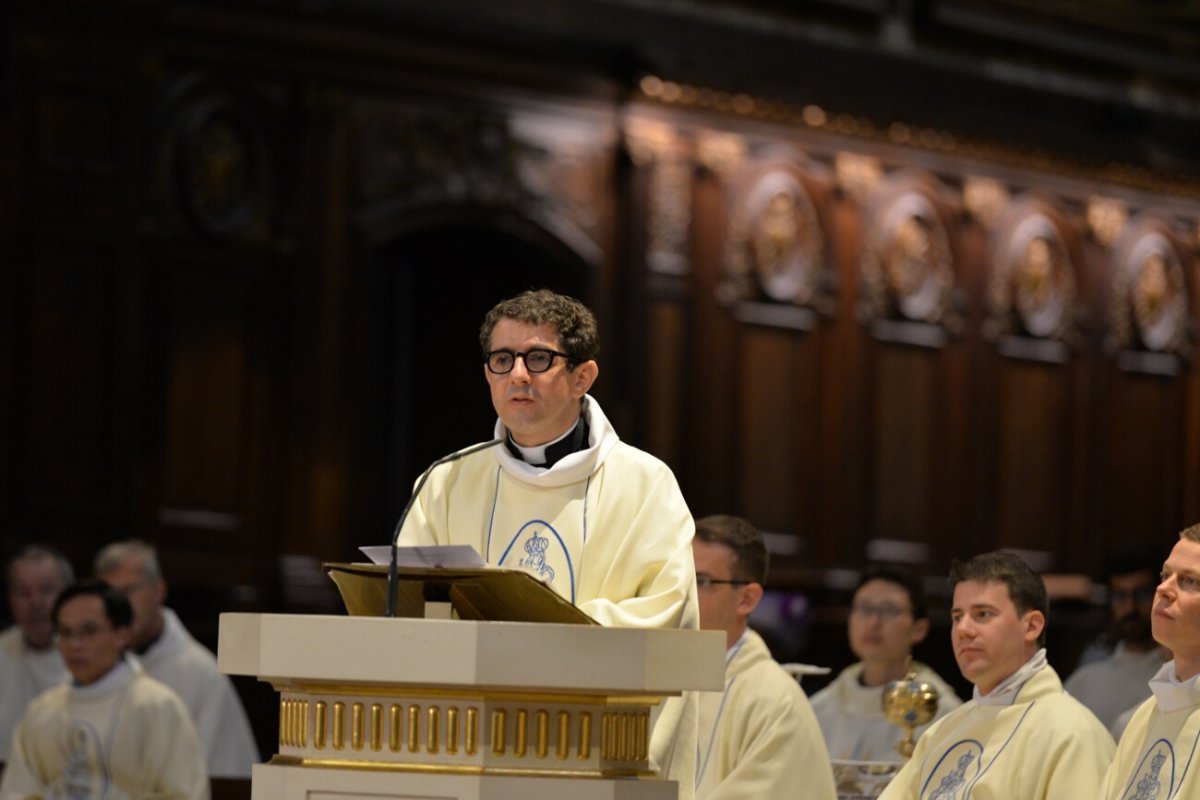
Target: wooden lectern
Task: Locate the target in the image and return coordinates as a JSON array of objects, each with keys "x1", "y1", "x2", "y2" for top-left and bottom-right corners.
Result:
[{"x1": 217, "y1": 564, "x2": 724, "y2": 800}]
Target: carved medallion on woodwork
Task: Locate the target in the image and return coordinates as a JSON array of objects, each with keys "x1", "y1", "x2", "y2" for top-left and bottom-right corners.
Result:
[
  {"x1": 984, "y1": 198, "x2": 1079, "y2": 348},
  {"x1": 154, "y1": 74, "x2": 277, "y2": 244},
  {"x1": 1107, "y1": 217, "x2": 1192, "y2": 360},
  {"x1": 723, "y1": 168, "x2": 828, "y2": 312},
  {"x1": 859, "y1": 177, "x2": 960, "y2": 334}
]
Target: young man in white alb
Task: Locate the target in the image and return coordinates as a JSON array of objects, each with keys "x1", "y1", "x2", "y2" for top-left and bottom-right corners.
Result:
[
  {"x1": 811, "y1": 564, "x2": 962, "y2": 762},
  {"x1": 1, "y1": 580, "x2": 208, "y2": 800}
]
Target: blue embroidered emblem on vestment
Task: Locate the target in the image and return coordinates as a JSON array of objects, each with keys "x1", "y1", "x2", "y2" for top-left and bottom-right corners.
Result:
[
  {"x1": 1122, "y1": 739, "x2": 1175, "y2": 800},
  {"x1": 497, "y1": 519, "x2": 576, "y2": 602},
  {"x1": 921, "y1": 740, "x2": 983, "y2": 800}
]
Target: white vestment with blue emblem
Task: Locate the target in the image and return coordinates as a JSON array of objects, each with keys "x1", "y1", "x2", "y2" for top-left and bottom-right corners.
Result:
[
  {"x1": 398, "y1": 395, "x2": 700, "y2": 798},
  {"x1": 878, "y1": 663, "x2": 1114, "y2": 800},
  {"x1": 0, "y1": 658, "x2": 209, "y2": 800},
  {"x1": 1101, "y1": 661, "x2": 1200, "y2": 800}
]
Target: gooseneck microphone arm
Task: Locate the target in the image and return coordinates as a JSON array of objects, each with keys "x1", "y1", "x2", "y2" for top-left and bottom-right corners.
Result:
[{"x1": 385, "y1": 438, "x2": 505, "y2": 617}]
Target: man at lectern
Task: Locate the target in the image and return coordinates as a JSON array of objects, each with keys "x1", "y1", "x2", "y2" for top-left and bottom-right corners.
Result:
[
  {"x1": 396, "y1": 288, "x2": 700, "y2": 797},
  {"x1": 691, "y1": 515, "x2": 836, "y2": 800},
  {"x1": 878, "y1": 551, "x2": 1113, "y2": 800}
]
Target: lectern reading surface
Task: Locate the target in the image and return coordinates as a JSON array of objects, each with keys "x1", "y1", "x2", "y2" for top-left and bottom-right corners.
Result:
[{"x1": 324, "y1": 561, "x2": 598, "y2": 624}]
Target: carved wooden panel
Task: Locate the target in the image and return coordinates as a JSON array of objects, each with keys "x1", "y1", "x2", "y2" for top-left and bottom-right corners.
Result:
[
  {"x1": 735, "y1": 327, "x2": 820, "y2": 535},
  {"x1": 153, "y1": 258, "x2": 254, "y2": 526},
  {"x1": 22, "y1": 239, "x2": 121, "y2": 514},
  {"x1": 30, "y1": 78, "x2": 124, "y2": 178},
  {"x1": 1092, "y1": 371, "x2": 1188, "y2": 545},
  {"x1": 991, "y1": 361, "x2": 1073, "y2": 554},
  {"x1": 868, "y1": 345, "x2": 937, "y2": 543},
  {"x1": 645, "y1": 303, "x2": 685, "y2": 467}
]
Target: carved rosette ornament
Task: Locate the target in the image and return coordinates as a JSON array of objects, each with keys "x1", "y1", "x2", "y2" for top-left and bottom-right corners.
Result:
[
  {"x1": 1107, "y1": 218, "x2": 1193, "y2": 359},
  {"x1": 984, "y1": 199, "x2": 1079, "y2": 345},
  {"x1": 722, "y1": 168, "x2": 828, "y2": 311},
  {"x1": 859, "y1": 178, "x2": 960, "y2": 332}
]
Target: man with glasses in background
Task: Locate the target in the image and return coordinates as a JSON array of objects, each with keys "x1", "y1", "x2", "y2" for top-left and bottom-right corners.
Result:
[
  {"x1": 397, "y1": 289, "x2": 700, "y2": 798},
  {"x1": 0, "y1": 545, "x2": 73, "y2": 758},
  {"x1": 0, "y1": 580, "x2": 207, "y2": 799},
  {"x1": 95, "y1": 540, "x2": 259, "y2": 779},
  {"x1": 1065, "y1": 542, "x2": 1168, "y2": 735},
  {"x1": 691, "y1": 514, "x2": 835, "y2": 800},
  {"x1": 811, "y1": 565, "x2": 961, "y2": 762}
]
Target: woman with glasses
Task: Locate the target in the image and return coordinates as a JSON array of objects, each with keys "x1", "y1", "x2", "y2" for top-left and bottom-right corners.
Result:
[{"x1": 810, "y1": 564, "x2": 962, "y2": 763}]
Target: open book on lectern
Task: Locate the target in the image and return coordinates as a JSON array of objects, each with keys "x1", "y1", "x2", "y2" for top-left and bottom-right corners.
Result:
[{"x1": 324, "y1": 546, "x2": 597, "y2": 626}]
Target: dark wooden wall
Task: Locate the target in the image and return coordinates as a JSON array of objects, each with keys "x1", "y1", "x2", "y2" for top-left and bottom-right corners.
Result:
[{"x1": 3, "y1": 0, "x2": 1200, "y2": 739}]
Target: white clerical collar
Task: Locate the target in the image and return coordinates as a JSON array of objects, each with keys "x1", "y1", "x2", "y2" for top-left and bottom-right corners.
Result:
[
  {"x1": 71, "y1": 654, "x2": 137, "y2": 697},
  {"x1": 1149, "y1": 660, "x2": 1200, "y2": 712},
  {"x1": 973, "y1": 648, "x2": 1047, "y2": 706},
  {"x1": 510, "y1": 420, "x2": 579, "y2": 466}
]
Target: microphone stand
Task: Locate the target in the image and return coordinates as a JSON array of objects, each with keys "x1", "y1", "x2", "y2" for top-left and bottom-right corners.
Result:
[{"x1": 385, "y1": 438, "x2": 505, "y2": 617}]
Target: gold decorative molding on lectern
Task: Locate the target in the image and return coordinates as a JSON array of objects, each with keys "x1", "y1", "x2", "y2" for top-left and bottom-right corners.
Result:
[{"x1": 219, "y1": 612, "x2": 724, "y2": 799}]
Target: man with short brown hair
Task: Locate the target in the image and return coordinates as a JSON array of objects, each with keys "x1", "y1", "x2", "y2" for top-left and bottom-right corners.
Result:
[
  {"x1": 398, "y1": 289, "x2": 700, "y2": 798},
  {"x1": 692, "y1": 515, "x2": 836, "y2": 800},
  {"x1": 880, "y1": 551, "x2": 1113, "y2": 800}
]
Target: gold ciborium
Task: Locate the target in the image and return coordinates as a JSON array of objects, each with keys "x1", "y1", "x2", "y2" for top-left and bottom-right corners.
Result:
[{"x1": 881, "y1": 668, "x2": 940, "y2": 760}]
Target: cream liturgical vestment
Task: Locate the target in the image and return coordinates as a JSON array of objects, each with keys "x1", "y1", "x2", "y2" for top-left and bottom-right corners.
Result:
[
  {"x1": 0, "y1": 658, "x2": 209, "y2": 800},
  {"x1": 0, "y1": 626, "x2": 68, "y2": 758},
  {"x1": 135, "y1": 607, "x2": 259, "y2": 778},
  {"x1": 695, "y1": 629, "x2": 836, "y2": 800},
  {"x1": 1100, "y1": 661, "x2": 1200, "y2": 800},
  {"x1": 398, "y1": 396, "x2": 700, "y2": 799},
  {"x1": 878, "y1": 663, "x2": 1114, "y2": 800},
  {"x1": 810, "y1": 661, "x2": 963, "y2": 763},
  {"x1": 1065, "y1": 642, "x2": 1166, "y2": 732}
]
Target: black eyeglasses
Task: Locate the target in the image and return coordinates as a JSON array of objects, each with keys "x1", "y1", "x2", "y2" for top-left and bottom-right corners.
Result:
[
  {"x1": 696, "y1": 575, "x2": 751, "y2": 589},
  {"x1": 484, "y1": 348, "x2": 573, "y2": 375}
]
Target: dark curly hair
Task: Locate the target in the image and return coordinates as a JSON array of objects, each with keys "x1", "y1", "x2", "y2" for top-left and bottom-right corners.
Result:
[{"x1": 479, "y1": 289, "x2": 599, "y2": 366}]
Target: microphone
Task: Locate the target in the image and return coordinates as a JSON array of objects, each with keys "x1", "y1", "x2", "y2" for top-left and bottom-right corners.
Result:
[{"x1": 385, "y1": 437, "x2": 505, "y2": 617}]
